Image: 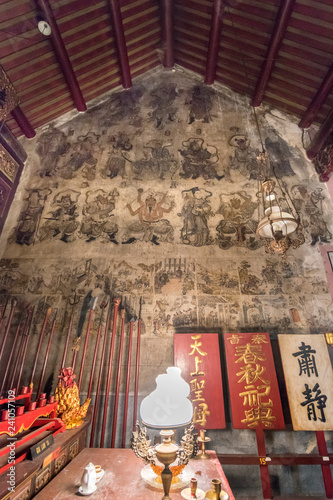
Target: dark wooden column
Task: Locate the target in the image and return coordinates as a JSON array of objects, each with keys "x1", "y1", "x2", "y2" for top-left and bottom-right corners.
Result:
[
  {"x1": 11, "y1": 106, "x2": 35, "y2": 139},
  {"x1": 162, "y1": 0, "x2": 174, "y2": 69},
  {"x1": 251, "y1": 0, "x2": 295, "y2": 107},
  {"x1": 299, "y1": 63, "x2": 333, "y2": 129},
  {"x1": 205, "y1": 0, "x2": 225, "y2": 85},
  {"x1": 35, "y1": 0, "x2": 87, "y2": 112},
  {"x1": 108, "y1": 0, "x2": 132, "y2": 89},
  {"x1": 306, "y1": 109, "x2": 333, "y2": 160}
]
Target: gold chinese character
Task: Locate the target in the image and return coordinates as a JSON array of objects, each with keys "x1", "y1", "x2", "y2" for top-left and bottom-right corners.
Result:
[
  {"x1": 193, "y1": 403, "x2": 210, "y2": 427},
  {"x1": 227, "y1": 334, "x2": 242, "y2": 344},
  {"x1": 236, "y1": 363, "x2": 270, "y2": 385},
  {"x1": 189, "y1": 336, "x2": 207, "y2": 357},
  {"x1": 192, "y1": 390, "x2": 205, "y2": 402},
  {"x1": 239, "y1": 384, "x2": 272, "y2": 407},
  {"x1": 41, "y1": 443, "x2": 46, "y2": 450},
  {"x1": 190, "y1": 356, "x2": 205, "y2": 376},
  {"x1": 36, "y1": 446, "x2": 41, "y2": 453},
  {"x1": 241, "y1": 407, "x2": 276, "y2": 428},
  {"x1": 251, "y1": 334, "x2": 268, "y2": 345},
  {"x1": 235, "y1": 343, "x2": 266, "y2": 364},
  {"x1": 190, "y1": 379, "x2": 206, "y2": 392}
]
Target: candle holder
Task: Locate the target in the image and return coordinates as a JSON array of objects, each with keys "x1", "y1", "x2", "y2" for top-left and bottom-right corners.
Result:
[
  {"x1": 180, "y1": 478, "x2": 205, "y2": 500},
  {"x1": 197, "y1": 429, "x2": 210, "y2": 459}
]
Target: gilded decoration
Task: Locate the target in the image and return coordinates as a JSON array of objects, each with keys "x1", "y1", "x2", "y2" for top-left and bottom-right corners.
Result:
[
  {"x1": 0, "y1": 143, "x2": 20, "y2": 183},
  {"x1": 0, "y1": 65, "x2": 19, "y2": 120}
]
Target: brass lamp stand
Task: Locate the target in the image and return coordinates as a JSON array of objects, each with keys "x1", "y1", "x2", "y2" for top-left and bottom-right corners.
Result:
[
  {"x1": 198, "y1": 429, "x2": 210, "y2": 459},
  {"x1": 155, "y1": 430, "x2": 178, "y2": 500}
]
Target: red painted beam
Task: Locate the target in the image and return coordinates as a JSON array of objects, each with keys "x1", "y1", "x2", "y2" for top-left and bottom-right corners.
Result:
[
  {"x1": 108, "y1": 0, "x2": 132, "y2": 89},
  {"x1": 299, "y1": 63, "x2": 333, "y2": 129},
  {"x1": 205, "y1": 0, "x2": 226, "y2": 85},
  {"x1": 251, "y1": 0, "x2": 296, "y2": 107},
  {"x1": 162, "y1": 0, "x2": 174, "y2": 69},
  {"x1": 11, "y1": 106, "x2": 36, "y2": 139},
  {"x1": 306, "y1": 108, "x2": 333, "y2": 160},
  {"x1": 34, "y1": 0, "x2": 87, "y2": 112}
]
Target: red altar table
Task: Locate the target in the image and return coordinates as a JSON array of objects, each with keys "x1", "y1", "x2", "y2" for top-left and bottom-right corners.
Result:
[{"x1": 34, "y1": 448, "x2": 235, "y2": 499}]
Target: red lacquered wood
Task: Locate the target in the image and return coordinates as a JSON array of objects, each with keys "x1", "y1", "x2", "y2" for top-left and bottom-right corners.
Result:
[
  {"x1": 108, "y1": 0, "x2": 132, "y2": 89},
  {"x1": 0, "y1": 298, "x2": 17, "y2": 366},
  {"x1": 29, "y1": 308, "x2": 52, "y2": 389},
  {"x1": 89, "y1": 303, "x2": 112, "y2": 447},
  {"x1": 307, "y1": 108, "x2": 333, "y2": 160},
  {"x1": 34, "y1": 0, "x2": 86, "y2": 112},
  {"x1": 256, "y1": 427, "x2": 272, "y2": 500},
  {"x1": 100, "y1": 298, "x2": 121, "y2": 448},
  {"x1": 37, "y1": 311, "x2": 57, "y2": 398},
  {"x1": 87, "y1": 301, "x2": 107, "y2": 399},
  {"x1": 0, "y1": 316, "x2": 23, "y2": 396},
  {"x1": 133, "y1": 300, "x2": 142, "y2": 430},
  {"x1": 316, "y1": 431, "x2": 333, "y2": 498},
  {"x1": 162, "y1": 0, "x2": 174, "y2": 68},
  {"x1": 14, "y1": 306, "x2": 35, "y2": 392},
  {"x1": 77, "y1": 298, "x2": 98, "y2": 391},
  {"x1": 11, "y1": 106, "x2": 36, "y2": 139},
  {"x1": 205, "y1": 0, "x2": 226, "y2": 85},
  {"x1": 61, "y1": 299, "x2": 78, "y2": 369},
  {"x1": 251, "y1": 0, "x2": 296, "y2": 107},
  {"x1": 122, "y1": 319, "x2": 133, "y2": 448},
  {"x1": 111, "y1": 308, "x2": 126, "y2": 448}
]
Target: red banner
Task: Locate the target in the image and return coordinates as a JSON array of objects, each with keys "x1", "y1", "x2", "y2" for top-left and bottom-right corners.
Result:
[
  {"x1": 174, "y1": 333, "x2": 225, "y2": 429},
  {"x1": 224, "y1": 333, "x2": 285, "y2": 430}
]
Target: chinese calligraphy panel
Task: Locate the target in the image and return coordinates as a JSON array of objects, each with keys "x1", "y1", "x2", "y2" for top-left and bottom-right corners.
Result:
[
  {"x1": 224, "y1": 333, "x2": 285, "y2": 430},
  {"x1": 278, "y1": 334, "x2": 333, "y2": 430},
  {"x1": 174, "y1": 333, "x2": 226, "y2": 429}
]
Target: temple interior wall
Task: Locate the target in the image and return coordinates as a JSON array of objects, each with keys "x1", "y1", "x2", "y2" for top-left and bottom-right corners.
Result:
[{"x1": 0, "y1": 67, "x2": 333, "y2": 497}]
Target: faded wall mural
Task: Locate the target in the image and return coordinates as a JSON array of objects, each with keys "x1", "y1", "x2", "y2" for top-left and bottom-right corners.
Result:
[{"x1": 0, "y1": 68, "x2": 333, "y2": 392}]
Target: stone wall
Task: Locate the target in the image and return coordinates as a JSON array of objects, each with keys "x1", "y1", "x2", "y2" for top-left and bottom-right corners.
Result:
[{"x1": 0, "y1": 67, "x2": 332, "y2": 496}]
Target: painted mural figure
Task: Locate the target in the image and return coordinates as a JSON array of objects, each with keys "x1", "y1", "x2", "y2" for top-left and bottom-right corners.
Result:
[
  {"x1": 39, "y1": 190, "x2": 80, "y2": 243},
  {"x1": 15, "y1": 189, "x2": 50, "y2": 245},
  {"x1": 227, "y1": 133, "x2": 260, "y2": 180},
  {"x1": 58, "y1": 133, "x2": 101, "y2": 179},
  {"x1": 123, "y1": 141, "x2": 177, "y2": 180},
  {"x1": 179, "y1": 188, "x2": 214, "y2": 246},
  {"x1": 36, "y1": 125, "x2": 71, "y2": 177},
  {"x1": 216, "y1": 192, "x2": 260, "y2": 250},
  {"x1": 179, "y1": 138, "x2": 223, "y2": 180},
  {"x1": 148, "y1": 84, "x2": 178, "y2": 129},
  {"x1": 80, "y1": 189, "x2": 119, "y2": 243},
  {"x1": 239, "y1": 262, "x2": 263, "y2": 295},
  {"x1": 123, "y1": 189, "x2": 174, "y2": 245},
  {"x1": 186, "y1": 85, "x2": 214, "y2": 124},
  {"x1": 99, "y1": 87, "x2": 143, "y2": 127},
  {"x1": 291, "y1": 185, "x2": 332, "y2": 245},
  {"x1": 264, "y1": 127, "x2": 295, "y2": 177}
]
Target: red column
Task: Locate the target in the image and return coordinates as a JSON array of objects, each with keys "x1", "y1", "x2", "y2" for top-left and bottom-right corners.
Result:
[
  {"x1": 108, "y1": 0, "x2": 132, "y2": 89},
  {"x1": 11, "y1": 107, "x2": 35, "y2": 139},
  {"x1": 35, "y1": 0, "x2": 86, "y2": 111},
  {"x1": 205, "y1": 0, "x2": 225, "y2": 85},
  {"x1": 251, "y1": 0, "x2": 296, "y2": 107}
]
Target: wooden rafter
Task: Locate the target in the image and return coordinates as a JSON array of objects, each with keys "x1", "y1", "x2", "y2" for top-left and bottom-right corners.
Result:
[
  {"x1": 299, "y1": 62, "x2": 333, "y2": 129},
  {"x1": 251, "y1": 0, "x2": 296, "y2": 107},
  {"x1": 205, "y1": 0, "x2": 225, "y2": 85},
  {"x1": 34, "y1": 0, "x2": 87, "y2": 112},
  {"x1": 108, "y1": 0, "x2": 132, "y2": 89}
]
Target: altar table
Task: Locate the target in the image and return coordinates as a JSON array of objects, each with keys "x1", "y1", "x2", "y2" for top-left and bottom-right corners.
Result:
[{"x1": 34, "y1": 448, "x2": 235, "y2": 499}]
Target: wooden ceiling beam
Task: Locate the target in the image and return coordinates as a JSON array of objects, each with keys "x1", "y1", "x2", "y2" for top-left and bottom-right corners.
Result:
[
  {"x1": 35, "y1": 0, "x2": 87, "y2": 111},
  {"x1": 108, "y1": 0, "x2": 132, "y2": 89},
  {"x1": 251, "y1": 0, "x2": 296, "y2": 107},
  {"x1": 306, "y1": 109, "x2": 333, "y2": 160},
  {"x1": 161, "y1": 0, "x2": 174, "y2": 68},
  {"x1": 11, "y1": 106, "x2": 35, "y2": 139},
  {"x1": 205, "y1": 0, "x2": 226, "y2": 85},
  {"x1": 299, "y1": 63, "x2": 333, "y2": 129}
]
